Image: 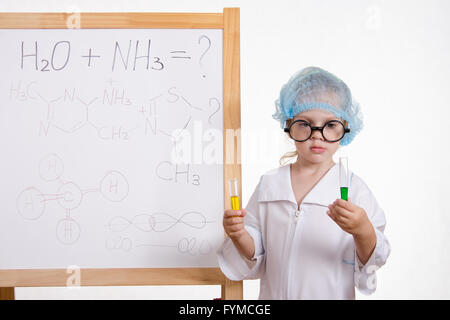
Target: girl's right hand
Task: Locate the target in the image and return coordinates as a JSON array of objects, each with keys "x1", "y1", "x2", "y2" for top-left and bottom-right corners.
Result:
[{"x1": 223, "y1": 209, "x2": 247, "y2": 241}]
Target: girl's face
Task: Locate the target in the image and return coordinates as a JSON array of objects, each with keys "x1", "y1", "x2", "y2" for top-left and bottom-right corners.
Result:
[{"x1": 287, "y1": 109, "x2": 343, "y2": 165}]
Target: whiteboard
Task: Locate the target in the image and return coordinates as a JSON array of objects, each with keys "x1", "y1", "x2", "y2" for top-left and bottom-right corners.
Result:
[{"x1": 0, "y1": 29, "x2": 224, "y2": 269}]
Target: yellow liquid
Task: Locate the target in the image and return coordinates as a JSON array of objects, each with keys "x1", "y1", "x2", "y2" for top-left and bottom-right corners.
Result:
[{"x1": 231, "y1": 196, "x2": 240, "y2": 210}]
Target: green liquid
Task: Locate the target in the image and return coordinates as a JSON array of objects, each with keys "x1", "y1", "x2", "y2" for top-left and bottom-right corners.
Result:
[{"x1": 340, "y1": 187, "x2": 348, "y2": 201}]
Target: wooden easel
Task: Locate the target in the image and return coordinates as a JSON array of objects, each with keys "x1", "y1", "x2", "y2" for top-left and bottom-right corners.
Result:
[{"x1": 0, "y1": 8, "x2": 243, "y2": 300}]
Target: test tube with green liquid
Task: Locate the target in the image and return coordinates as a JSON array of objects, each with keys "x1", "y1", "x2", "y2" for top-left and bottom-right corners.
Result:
[{"x1": 339, "y1": 157, "x2": 349, "y2": 200}]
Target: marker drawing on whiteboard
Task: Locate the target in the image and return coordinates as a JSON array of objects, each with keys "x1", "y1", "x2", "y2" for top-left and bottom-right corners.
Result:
[
  {"x1": 107, "y1": 211, "x2": 214, "y2": 233},
  {"x1": 155, "y1": 161, "x2": 200, "y2": 186},
  {"x1": 17, "y1": 36, "x2": 218, "y2": 72},
  {"x1": 105, "y1": 236, "x2": 133, "y2": 252},
  {"x1": 198, "y1": 34, "x2": 211, "y2": 78},
  {"x1": 170, "y1": 50, "x2": 191, "y2": 59},
  {"x1": 132, "y1": 238, "x2": 212, "y2": 256},
  {"x1": 16, "y1": 153, "x2": 129, "y2": 245},
  {"x1": 56, "y1": 218, "x2": 81, "y2": 245},
  {"x1": 15, "y1": 80, "x2": 218, "y2": 145},
  {"x1": 81, "y1": 48, "x2": 100, "y2": 67},
  {"x1": 177, "y1": 238, "x2": 212, "y2": 256},
  {"x1": 207, "y1": 98, "x2": 220, "y2": 124}
]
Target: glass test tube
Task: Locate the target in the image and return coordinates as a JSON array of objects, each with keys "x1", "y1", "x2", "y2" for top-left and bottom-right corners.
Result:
[
  {"x1": 228, "y1": 178, "x2": 240, "y2": 210},
  {"x1": 339, "y1": 157, "x2": 349, "y2": 200}
]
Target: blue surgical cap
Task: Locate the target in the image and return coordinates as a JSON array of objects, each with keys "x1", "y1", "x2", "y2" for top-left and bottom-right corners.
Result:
[{"x1": 272, "y1": 66, "x2": 363, "y2": 146}]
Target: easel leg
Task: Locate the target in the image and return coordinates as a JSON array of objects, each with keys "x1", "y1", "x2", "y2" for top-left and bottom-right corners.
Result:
[
  {"x1": 221, "y1": 279, "x2": 243, "y2": 300},
  {"x1": 0, "y1": 287, "x2": 15, "y2": 300}
]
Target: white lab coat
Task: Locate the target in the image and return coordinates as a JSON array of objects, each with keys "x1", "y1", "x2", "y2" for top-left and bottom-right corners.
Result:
[{"x1": 217, "y1": 163, "x2": 391, "y2": 299}]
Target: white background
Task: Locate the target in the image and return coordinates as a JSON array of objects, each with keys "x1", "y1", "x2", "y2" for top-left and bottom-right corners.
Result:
[{"x1": 1, "y1": 0, "x2": 449, "y2": 299}]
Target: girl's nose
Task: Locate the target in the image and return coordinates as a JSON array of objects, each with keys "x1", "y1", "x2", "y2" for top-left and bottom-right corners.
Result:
[{"x1": 311, "y1": 129, "x2": 324, "y2": 140}]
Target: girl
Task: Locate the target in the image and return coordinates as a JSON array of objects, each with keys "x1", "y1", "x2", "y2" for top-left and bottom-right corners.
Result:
[{"x1": 217, "y1": 66, "x2": 391, "y2": 299}]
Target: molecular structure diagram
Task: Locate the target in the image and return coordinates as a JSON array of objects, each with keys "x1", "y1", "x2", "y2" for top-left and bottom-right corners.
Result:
[
  {"x1": 16, "y1": 153, "x2": 129, "y2": 245},
  {"x1": 9, "y1": 80, "x2": 221, "y2": 142}
]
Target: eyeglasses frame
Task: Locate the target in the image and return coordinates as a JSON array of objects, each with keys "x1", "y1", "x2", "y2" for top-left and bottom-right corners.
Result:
[{"x1": 283, "y1": 119, "x2": 350, "y2": 142}]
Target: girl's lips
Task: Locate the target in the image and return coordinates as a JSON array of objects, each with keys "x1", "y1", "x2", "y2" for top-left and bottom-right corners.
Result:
[{"x1": 310, "y1": 147, "x2": 326, "y2": 153}]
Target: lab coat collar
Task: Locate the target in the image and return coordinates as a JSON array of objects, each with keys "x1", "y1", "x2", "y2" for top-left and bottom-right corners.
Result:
[{"x1": 257, "y1": 163, "x2": 340, "y2": 207}]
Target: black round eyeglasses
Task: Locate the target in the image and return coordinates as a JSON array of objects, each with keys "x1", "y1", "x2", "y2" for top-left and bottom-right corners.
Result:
[{"x1": 284, "y1": 120, "x2": 350, "y2": 142}]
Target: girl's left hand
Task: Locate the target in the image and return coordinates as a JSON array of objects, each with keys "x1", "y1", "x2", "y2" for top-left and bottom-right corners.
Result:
[{"x1": 326, "y1": 198, "x2": 371, "y2": 237}]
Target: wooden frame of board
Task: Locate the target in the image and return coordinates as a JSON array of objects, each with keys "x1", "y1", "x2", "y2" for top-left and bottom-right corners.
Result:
[{"x1": 0, "y1": 8, "x2": 243, "y2": 300}]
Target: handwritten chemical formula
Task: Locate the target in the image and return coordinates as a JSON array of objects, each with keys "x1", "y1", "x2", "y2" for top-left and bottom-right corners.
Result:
[{"x1": 19, "y1": 36, "x2": 212, "y2": 75}]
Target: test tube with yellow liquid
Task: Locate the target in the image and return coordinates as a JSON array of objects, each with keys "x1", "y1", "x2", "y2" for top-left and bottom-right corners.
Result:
[
  {"x1": 339, "y1": 157, "x2": 349, "y2": 201},
  {"x1": 228, "y1": 178, "x2": 240, "y2": 211}
]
